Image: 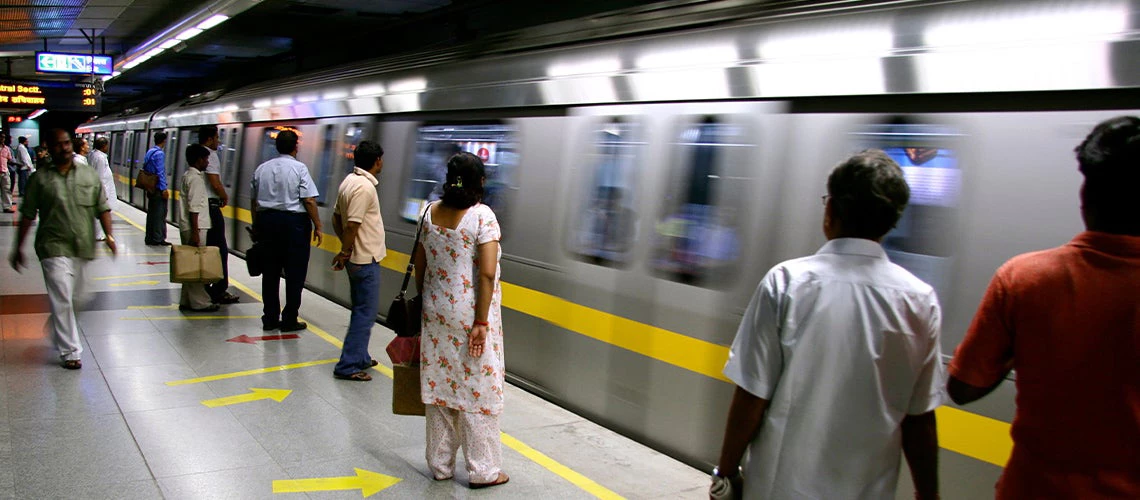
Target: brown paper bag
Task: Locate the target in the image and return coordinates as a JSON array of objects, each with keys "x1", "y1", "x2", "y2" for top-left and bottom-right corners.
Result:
[
  {"x1": 170, "y1": 245, "x2": 223, "y2": 283},
  {"x1": 392, "y1": 363, "x2": 426, "y2": 416}
]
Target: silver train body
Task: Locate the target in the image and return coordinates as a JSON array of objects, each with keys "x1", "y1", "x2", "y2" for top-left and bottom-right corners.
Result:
[{"x1": 79, "y1": 0, "x2": 1140, "y2": 496}]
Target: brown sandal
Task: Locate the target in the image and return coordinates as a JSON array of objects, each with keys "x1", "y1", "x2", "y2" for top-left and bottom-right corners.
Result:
[
  {"x1": 62, "y1": 360, "x2": 82, "y2": 370},
  {"x1": 334, "y1": 371, "x2": 372, "y2": 381},
  {"x1": 470, "y1": 472, "x2": 509, "y2": 489}
]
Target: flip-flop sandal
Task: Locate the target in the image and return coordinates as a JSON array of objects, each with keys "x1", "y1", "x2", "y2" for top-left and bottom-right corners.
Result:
[
  {"x1": 62, "y1": 360, "x2": 82, "y2": 370},
  {"x1": 470, "y1": 472, "x2": 509, "y2": 489},
  {"x1": 334, "y1": 371, "x2": 372, "y2": 381},
  {"x1": 370, "y1": 360, "x2": 379, "y2": 367}
]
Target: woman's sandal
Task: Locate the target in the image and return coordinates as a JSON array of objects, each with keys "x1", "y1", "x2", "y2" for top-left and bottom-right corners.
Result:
[
  {"x1": 470, "y1": 472, "x2": 509, "y2": 489},
  {"x1": 334, "y1": 371, "x2": 372, "y2": 381}
]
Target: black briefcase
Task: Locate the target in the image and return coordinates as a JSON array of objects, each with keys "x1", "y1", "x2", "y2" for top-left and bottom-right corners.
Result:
[{"x1": 244, "y1": 227, "x2": 264, "y2": 277}]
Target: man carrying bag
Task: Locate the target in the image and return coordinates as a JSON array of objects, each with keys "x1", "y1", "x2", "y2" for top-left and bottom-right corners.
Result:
[{"x1": 172, "y1": 144, "x2": 222, "y2": 312}]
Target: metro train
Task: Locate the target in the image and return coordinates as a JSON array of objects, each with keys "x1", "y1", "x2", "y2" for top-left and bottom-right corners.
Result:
[{"x1": 79, "y1": 0, "x2": 1140, "y2": 495}]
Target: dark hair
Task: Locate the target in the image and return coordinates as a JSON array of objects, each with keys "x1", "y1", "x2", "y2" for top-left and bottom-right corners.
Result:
[
  {"x1": 18, "y1": 136, "x2": 26, "y2": 144},
  {"x1": 197, "y1": 125, "x2": 219, "y2": 145},
  {"x1": 94, "y1": 137, "x2": 109, "y2": 150},
  {"x1": 1075, "y1": 116, "x2": 1140, "y2": 230},
  {"x1": 154, "y1": 131, "x2": 168, "y2": 144},
  {"x1": 186, "y1": 143, "x2": 210, "y2": 166},
  {"x1": 46, "y1": 129, "x2": 71, "y2": 146},
  {"x1": 440, "y1": 152, "x2": 485, "y2": 209},
  {"x1": 275, "y1": 129, "x2": 298, "y2": 154},
  {"x1": 353, "y1": 140, "x2": 384, "y2": 170},
  {"x1": 826, "y1": 149, "x2": 910, "y2": 240}
]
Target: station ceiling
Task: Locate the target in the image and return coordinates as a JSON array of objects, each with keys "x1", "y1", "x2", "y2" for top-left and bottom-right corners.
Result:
[{"x1": 0, "y1": 0, "x2": 679, "y2": 116}]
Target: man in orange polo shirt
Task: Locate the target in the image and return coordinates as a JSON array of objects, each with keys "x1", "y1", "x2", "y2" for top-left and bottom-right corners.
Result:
[{"x1": 948, "y1": 116, "x2": 1140, "y2": 498}]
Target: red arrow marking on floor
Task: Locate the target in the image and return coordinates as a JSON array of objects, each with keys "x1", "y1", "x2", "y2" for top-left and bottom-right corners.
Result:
[
  {"x1": 226, "y1": 334, "x2": 301, "y2": 344},
  {"x1": 139, "y1": 261, "x2": 169, "y2": 265}
]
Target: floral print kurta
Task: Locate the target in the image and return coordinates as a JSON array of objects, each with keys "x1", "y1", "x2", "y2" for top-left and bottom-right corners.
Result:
[{"x1": 420, "y1": 203, "x2": 504, "y2": 415}]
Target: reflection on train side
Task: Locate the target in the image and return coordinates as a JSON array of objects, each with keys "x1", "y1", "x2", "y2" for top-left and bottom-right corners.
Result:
[
  {"x1": 401, "y1": 124, "x2": 519, "y2": 226},
  {"x1": 859, "y1": 122, "x2": 962, "y2": 301},
  {"x1": 570, "y1": 118, "x2": 643, "y2": 266},
  {"x1": 653, "y1": 116, "x2": 750, "y2": 286}
]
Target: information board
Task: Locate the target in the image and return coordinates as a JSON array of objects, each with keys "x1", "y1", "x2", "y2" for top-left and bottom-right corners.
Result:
[
  {"x1": 0, "y1": 81, "x2": 100, "y2": 111},
  {"x1": 36, "y1": 52, "x2": 114, "y2": 76}
]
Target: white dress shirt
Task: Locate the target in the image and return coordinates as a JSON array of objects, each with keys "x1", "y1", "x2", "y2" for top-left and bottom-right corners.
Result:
[
  {"x1": 250, "y1": 154, "x2": 318, "y2": 213},
  {"x1": 16, "y1": 143, "x2": 32, "y2": 170},
  {"x1": 724, "y1": 238, "x2": 944, "y2": 500},
  {"x1": 89, "y1": 149, "x2": 116, "y2": 201},
  {"x1": 205, "y1": 148, "x2": 222, "y2": 200}
]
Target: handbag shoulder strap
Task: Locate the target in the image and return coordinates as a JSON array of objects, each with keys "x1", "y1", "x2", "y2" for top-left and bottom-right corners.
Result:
[{"x1": 399, "y1": 203, "x2": 432, "y2": 295}]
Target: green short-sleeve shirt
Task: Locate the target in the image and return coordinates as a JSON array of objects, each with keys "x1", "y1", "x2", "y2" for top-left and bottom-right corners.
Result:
[{"x1": 18, "y1": 161, "x2": 111, "y2": 260}]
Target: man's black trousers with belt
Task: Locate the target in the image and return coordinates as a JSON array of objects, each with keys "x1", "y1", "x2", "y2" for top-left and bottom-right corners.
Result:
[
  {"x1": 206, "y1": 200, "x2": 229, "y2": 301},
  {"x1": 255, "y1": 210, "x2": 311, "y2": 328}
]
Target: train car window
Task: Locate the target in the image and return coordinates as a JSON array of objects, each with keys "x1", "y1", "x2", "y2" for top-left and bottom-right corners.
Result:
[
  {"x1": 259, "y1": 128, "x2": 279, "y2": 164},
  {"x1": 400, "y1": 124, "x2": 519, "y2": 225},
  {"x1": 342, "y1": 123, "x2": 366, "y2": 176},
  {"x1": 316, "y1": 125, "x2": 337, "y2": 206},
  {"x1": 568, "y1": 118, "x2": 643, "y2": 266},
  {"x1": 111, "y1": 133, "x2": 124, "y2": 166},
  {"x1": 860, "y1": 122, "x2": 962, "y2": 300},
  {"x1": 651, "y1": 116, "x2": 749, "y2": 286},
  {"x1": 222, "y1": 129, "x2": 240, "y2": 188}
]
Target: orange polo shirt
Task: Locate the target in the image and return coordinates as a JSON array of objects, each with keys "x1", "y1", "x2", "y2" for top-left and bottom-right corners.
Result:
[{"x1": 950, "y1": 231, "x2": 1140, "y2": 499}]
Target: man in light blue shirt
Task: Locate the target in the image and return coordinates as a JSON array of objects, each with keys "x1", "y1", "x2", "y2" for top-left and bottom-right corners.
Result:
[
  {"x1": 143, "y1": 131, "x2": 170, "y2": 245},
  {"x1": 250, "y1": 129, "x2": 323, "y2": 332}
]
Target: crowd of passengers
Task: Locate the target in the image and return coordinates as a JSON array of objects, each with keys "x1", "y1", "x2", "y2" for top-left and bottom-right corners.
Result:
[{"x1": 5, "y1": 116, "x2": 1138, "y2": 498}]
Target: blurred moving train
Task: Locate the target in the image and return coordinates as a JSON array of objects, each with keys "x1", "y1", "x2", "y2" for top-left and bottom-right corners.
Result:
[{"x1": 79, "y1": 0, "x2": 1140, "y2": 495}]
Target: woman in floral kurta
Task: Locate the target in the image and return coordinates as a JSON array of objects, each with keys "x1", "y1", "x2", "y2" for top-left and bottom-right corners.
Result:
[{"x1": 413, "y1": 151, "x2": 508, "y2": 488}]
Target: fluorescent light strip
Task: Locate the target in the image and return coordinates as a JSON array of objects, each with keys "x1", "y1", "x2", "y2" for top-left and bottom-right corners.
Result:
[
  {"x1": 159, "y1": 39, "x2": 180, "y2": 50},
  {"x1": 143, "y1": 47, "x2": 164, "y2": 58},
  {"x1": 176, "y1": 27, "x2": 204, "y2": 41},
  {"x1": 196, "y1": 14, "x2": 229, "y2": 30}
]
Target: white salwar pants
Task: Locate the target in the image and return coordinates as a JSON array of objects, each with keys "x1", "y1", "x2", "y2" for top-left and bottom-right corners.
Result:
[
  {"x1": 40, "y1": 256, "x2": 88, "y2": 361},
  {"x1": 425, "y1": 405, "x2": 503, "y2": 483},
  {"x1": 179, "y1": 228, "x2": 212, "y2": 309}
]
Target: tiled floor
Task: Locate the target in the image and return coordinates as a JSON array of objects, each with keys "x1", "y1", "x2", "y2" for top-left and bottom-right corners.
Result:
[{"x1": 0, "y1": 203, "x2": 706, "y2": 499}]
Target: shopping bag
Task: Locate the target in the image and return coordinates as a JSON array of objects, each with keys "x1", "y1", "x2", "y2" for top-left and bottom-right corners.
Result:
[
  {"x1": 392, "y1": 362, "x2": 426, "y2": 416},
  {"x1": 170, "y1": 245, "x2": 223, "y2": 283}
]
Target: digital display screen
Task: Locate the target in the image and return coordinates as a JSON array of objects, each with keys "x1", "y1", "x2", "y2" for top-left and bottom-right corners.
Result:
[
  {"x1": 36, "y1": 52, "x2": 114, "y2": 75},
  {"x1": 0, "y1": 81, "x2": 100, "y2": 111}
]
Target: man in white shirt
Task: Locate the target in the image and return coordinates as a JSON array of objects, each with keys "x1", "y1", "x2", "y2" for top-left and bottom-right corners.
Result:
[
  {"x1": 711, "y1": 150, "x2": 942, "y2": 500},
  {"x1": 72, "y1": 138, "x2": 90, "y2": 168},
  {"x1": 89, "y1": 137, "x2": 116, "y2": 241},
  {"x1": 198, "y1": 125, "x2": 239, "y2": 304},
  {"x1": 179, "y1": 144, "x2": 215, "y2": 312}
]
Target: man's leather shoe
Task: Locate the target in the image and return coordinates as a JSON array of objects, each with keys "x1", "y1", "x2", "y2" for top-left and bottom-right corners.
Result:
[{"x1": 280, "y1": 322, "x2": 308, "y2": 332}]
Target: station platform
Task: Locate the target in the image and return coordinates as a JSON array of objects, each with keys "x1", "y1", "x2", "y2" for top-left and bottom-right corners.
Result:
[{"x1": 0, "y1": 203, "x2": 707, "y2": 499}]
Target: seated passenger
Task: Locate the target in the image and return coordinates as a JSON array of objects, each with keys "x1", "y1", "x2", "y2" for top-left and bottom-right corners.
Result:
[
  {"x1": 948, "y1": 116, "x2": 1140, "y2": 498},
  {"x1": 711, "y1": 150, "x2": 942, "y2": 500},
  {"x1": 178, "y1": 144, "x2": 217, "y2": 312}
]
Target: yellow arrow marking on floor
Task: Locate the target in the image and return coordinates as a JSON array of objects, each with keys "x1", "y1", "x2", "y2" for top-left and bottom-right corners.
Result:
[
  {"x1": 94, "y1": 272, "x2": 167, "y2": 281},
  {"x1": 166, "y1": 358, "x2": 338, "y2": 386},
  {"x1": 201, "y1": 388, "x2": 292, "y2": 408},
  {"x1": 272, "y1": 468, "x2": 401, "y2": 497},
  {"x1": 110, "y1": 280, "x2": 161, "y2": 287}
]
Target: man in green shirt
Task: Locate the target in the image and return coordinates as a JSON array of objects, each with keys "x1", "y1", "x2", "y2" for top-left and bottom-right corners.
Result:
[{"x1": 9, "y1": 129, "x2": 117, "y2": 369}]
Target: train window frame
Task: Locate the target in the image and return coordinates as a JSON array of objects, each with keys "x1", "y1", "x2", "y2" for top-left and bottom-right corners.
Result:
[
  {"x1": 565, "y1": 116, "x2": 646, "y2": 267},
  {"x1": 650, "y1": 115, "x2": 754, "y2": 287},
  {"x1": 316, "y1": 124, "x2": 338, "y2": 206},
  {"x1": 399, "y1": 122, "x2": 520, "y2": 229}
]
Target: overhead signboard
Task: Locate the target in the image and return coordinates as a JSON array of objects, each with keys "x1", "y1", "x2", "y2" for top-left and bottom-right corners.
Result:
[
  {"x1": 36, "y1": 52, "x2": 114, "y2": 76},
  {"x1": 0, "y1": 80, "x2": 100, "y2": 112}
]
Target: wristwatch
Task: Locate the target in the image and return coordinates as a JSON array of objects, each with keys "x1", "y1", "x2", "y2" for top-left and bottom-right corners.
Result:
[{"x1": 710, "y1": 466, "x2": 741, "y2": 500}]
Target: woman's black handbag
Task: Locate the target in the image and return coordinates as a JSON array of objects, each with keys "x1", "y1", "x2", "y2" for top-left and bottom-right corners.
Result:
[{"x1": 386, "y1": 204, "x2": 430, "y2": 337}]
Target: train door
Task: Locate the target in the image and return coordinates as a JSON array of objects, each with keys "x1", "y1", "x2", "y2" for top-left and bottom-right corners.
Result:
[
  {"x1": 216, "y1": 124, "x2": 244, "y2": 249},
  {"x1": 170, "y1": 128, "x2": 197, "y2": 227},
  {"x1": 110, "y1": 132, "x2": 127, "y2": 202},
  {"x1": 161, "y1": 128, "x2": 180, "y2": 226},
  {"x1": 130, "y1": 130, "x2": 149, "y2": 209},
  {"x1": 854, "y1": 118, "x2": 962, "y2": 309}
]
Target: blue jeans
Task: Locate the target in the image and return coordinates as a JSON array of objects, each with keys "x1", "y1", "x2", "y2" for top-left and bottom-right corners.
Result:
[{"x1": 334, "y1": 261, "x2": 380, "y2": 376}]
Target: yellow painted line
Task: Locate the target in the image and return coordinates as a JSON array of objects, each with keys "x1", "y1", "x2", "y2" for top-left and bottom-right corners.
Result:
[
  {"x1": 93, "y1": 272, "x2": 167, "y2": 281},
  {"x1": 113, "y1": 210, "x2": 147, "y2": 232},
  {"x1": 501, "y1": 433, "x2": 625, "y2": 500},
  {"x1": 272, "y1": 468, "x2": 401, "y2": 496},
  {"x1": 125, "y1": 315, "x2": 262, "y2": 320},
  {"x1": 201, "y1": 387, "x2": 292, "y2": 408},
  {"x1": 110, "y1": 279, "x2": 161, "y2": 287},
  {"x1": 936, "y1": 406, "x2": 1013, "y2": 467},
  {"x1": 128, "y1": 304, "x2": 178, "y2": 310},
  {"x1": 165, "y1": 358, "x2": 338, "y2": 386}
]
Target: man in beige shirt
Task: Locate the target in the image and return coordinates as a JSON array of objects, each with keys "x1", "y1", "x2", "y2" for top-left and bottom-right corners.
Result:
[{"x1": 331, "y1": 141, "x2": 387, "y2": 381}]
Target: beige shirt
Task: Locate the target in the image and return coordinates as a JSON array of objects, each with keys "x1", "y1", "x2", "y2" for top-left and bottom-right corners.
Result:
[
  {"x1": 180, "y1": 168, "x2": 211, "y2": 231},
  {"x1": 333, "y1": 167, "x2": 386, "y2": 264}
]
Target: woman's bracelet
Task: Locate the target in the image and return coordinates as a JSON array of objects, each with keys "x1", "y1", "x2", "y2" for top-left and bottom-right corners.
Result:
[{"x1": 473, "y1": 320, "x2": 489, "y2": 327}]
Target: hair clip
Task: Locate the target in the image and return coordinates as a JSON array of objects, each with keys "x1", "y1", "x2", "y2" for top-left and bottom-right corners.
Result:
[{"x1": 455, "y1": 178, "x2": 463, "y2": 188}]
